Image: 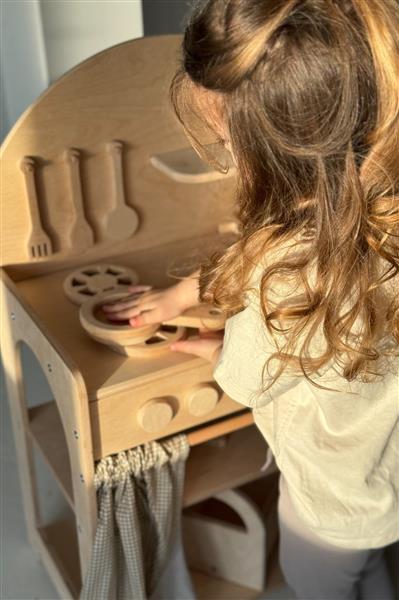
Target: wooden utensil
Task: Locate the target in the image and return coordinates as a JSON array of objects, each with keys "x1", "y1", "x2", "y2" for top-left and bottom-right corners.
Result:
[
  {"x1": 65, "y1": 149, "x2": 95, "y2": 252},
  {"x1": 20, "y1": 157, "x2": 53, "y2": 259},
  {"x1": 104, "y1": 140, "x2": 139, "y2": 240},
  {"x1": 164, "y1": 304, "x2": 226, "y2": 330}
]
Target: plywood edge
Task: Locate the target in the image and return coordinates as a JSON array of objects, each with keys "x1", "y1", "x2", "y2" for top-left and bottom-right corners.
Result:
[
  {"x1": 37, "y1": 517, "x2": 82, "y2": 599},
  {"x1": 1, "y1": 268, "x2": 85, "y2": 386},
  {"x1": 2, "y1": 269, "x2": 97, "y2": 572},
  {"x1": 187, "y1": 411, "x2": 253, "y2": 446},
  {"x1": 28, "y1": 401, "x2": 74, "y2": 511}
]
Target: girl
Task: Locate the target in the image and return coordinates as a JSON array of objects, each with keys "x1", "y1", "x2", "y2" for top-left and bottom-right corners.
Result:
[{"x1": 103, "y1": 0, "x2": 399, "y2": 598}]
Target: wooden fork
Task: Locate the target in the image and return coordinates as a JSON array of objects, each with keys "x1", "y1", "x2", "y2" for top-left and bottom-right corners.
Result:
[{"x1": 21, "y1": 157, "x2": 53, "y2": 259}]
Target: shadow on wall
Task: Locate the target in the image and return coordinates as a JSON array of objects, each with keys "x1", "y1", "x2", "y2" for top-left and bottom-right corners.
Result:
[
  {"x1": 385, "y1": 543, "x2": 399, "y2": 596},
  {"x1": 142, "y1": 0, "x2": 194, "y2": 35}
]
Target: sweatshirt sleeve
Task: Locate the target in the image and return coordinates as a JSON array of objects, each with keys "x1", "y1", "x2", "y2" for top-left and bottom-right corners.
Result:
[
  {"x1": 213, "y1": 301, "x2": 301, "y2": 408},
  {"x1": 212, "y1": 238, "x2": 316, "y2": 408}
]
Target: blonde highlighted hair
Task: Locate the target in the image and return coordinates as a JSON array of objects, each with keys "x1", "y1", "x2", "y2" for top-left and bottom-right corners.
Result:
[{"x1": 171, "y1": 0, "x2": 399, "y2": 387}]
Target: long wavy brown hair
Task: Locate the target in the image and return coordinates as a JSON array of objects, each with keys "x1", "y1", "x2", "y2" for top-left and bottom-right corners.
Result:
[{"x1": 170, "y1": 0, "x2": 399, "y2": 389}]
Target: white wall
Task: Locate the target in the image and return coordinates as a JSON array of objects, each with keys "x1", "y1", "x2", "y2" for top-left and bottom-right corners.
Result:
[
  {"x1": 1, "y1": 0, "x2": 144, "y2": 389},
  {"x1": 1, "y1": 0, "x2": 144, "y2": 521},
  {"x1": 40, "y1": 0, "x2": 143, "y2": 83},
  {"x1": 0, "y1": 0, "x2": 49, "y2": 139},
  {"x1": 0, "y1": 0, "x2": 143, "y2": 141}
]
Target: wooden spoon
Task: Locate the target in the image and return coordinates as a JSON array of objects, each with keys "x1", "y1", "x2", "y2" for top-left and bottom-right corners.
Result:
[
  {"x1": 104, "y1": 140, "x2": 140, "y2": 241},
  {"x1": 164, "y1": 304, "x2": 226, "y2": 330}
]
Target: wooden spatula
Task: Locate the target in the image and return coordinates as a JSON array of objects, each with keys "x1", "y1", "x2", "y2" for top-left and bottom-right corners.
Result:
[
  {"x1": 20, "y1": 157, "x2": 53, "y2": 259},
  {"x1": 65, "y1": 148, "x2": 95, "y2": 252}
]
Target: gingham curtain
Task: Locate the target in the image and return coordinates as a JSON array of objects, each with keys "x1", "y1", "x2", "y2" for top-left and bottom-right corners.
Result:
[{"x1": 80, "y1": 434, "x2": 195, "y2": 600}]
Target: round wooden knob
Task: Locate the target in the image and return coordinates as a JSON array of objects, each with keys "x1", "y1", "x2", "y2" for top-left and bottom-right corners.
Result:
[
  {"x1": 138, "y1": 399, "x2": 174, "y2": 432},
  {"x1": 186, "y1": 384, "x2": 220, "y2": 417}
]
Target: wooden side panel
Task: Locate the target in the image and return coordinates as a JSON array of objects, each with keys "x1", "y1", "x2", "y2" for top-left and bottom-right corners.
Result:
[{"x1": 1, "y1": 271, "x2": 97, "y2": 576}]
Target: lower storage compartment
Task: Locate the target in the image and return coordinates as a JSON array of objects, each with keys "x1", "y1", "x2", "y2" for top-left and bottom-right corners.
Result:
[
  {"x1": 183, "y1": 471, "x2": 280, "y2": 592},
  {"x1": 27, "y1": 400, "x2": 285, "y2": 597}
]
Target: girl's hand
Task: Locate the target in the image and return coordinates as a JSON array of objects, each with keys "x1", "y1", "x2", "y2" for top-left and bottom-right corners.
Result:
[
  {"x1": 101, "y1": 282, "x2": 194, "y2": 328},
  {"x1": 171, "y1": 329, "x2": 224, "y2": 365}
]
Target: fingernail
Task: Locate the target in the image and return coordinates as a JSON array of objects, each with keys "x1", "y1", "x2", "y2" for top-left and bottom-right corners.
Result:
[{"x1": 170, "y1": 344, "x2": 176, "y2": 350}]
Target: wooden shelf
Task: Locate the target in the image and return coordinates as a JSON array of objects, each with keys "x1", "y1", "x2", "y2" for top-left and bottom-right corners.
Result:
[
  {"x1": 191, "y1": 541, "x2": 285, "y2": 598},
  {"x1": 150, "y1": 145, "x2": 236, "y2": 184},
  {"x1": 184, "y1": 425, "x2": 272, "y2": 507},
  {"x1": 187, "y1": 411, "x2": 254, "y2": 446},
  {"x1": 28, "y1": 401, "x2": 271, "y2": 513},
  {"x1": 191, "y1": 569, "x2": 260, "y2": 599},
  {"x1": 36, "y1": 514, "x2": 283, "y2": 600},
  {"x1": 38, "y1": 517, "x2": 82, "y2": 599},
  {"x1": 27, "y1": 403, "x2": 283, "y2": 598},
  {"x1": 28, "y1": 402, "x2": 74, "y2": 510}
]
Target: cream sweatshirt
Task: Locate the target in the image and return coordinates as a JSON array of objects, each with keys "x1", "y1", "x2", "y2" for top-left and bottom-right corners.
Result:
[{"x1": 213, "y1": 250, "x2": 399, "y2": 550}]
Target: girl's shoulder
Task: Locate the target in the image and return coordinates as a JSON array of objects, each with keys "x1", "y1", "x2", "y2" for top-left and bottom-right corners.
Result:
[
  {"x1": 243, "y1": 232, "x2": 310, "y2": 307},
  {"x1": 241, "y1": 233, "x2": 398, "y2": 380},
  {"x1": 244, "y1": 232, "x2": 398, "y2": 306}
]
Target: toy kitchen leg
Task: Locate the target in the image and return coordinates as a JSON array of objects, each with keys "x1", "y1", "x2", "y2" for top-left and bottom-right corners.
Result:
[{"x1": 1, "y1": 276, "x2": 97, "y2": 598}]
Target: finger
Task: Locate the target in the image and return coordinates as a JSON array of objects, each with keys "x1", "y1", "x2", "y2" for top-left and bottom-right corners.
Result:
[
  {"x1": 102, "y1": 286, "x2": 156, "y2": 312},
  {"x1": 198, "y1": 328, "x2": 225, "y2": 339},
  {"x1": 102, "y1": 299, "x2": 140, "y2": 313},
  {"x1": 127, "y1": 286, "x2": 156, "y2": 300},
  {"x1": 105, "y1": 307, "x2": 142, "y2": 321},
  {"x1": 102, "y1": 293, "x2": 157, "y2": 313},
  {"x1": 119, "y1": 290, "x2": 159, "y2": 308},
  {"x1": 170, "y1": 339, "x2": 210, "y2": 359},
  {"x1": 104, "y1": 302, "x2": 156, "y2": 320},
  {"x1": 128, "y1": 285, "x2": 152, "y2": 293},
  {"x1": 130, "y1": 310, "x2": 161, "y2": 328}
]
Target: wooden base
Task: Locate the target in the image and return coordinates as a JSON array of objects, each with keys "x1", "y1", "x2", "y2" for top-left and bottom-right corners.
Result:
[
  {"x1": 191, "y1": 541, "x2": 284, "y2": 599},
  {"x1": 38, "y1": 518, "x2": 82, "y2": 598},
  {"x1": 27, "y1": 402, "x2": 284, "y2": 599},
  {"x1": 34, "y1": 514, "x2": 283, "y2": 600}
]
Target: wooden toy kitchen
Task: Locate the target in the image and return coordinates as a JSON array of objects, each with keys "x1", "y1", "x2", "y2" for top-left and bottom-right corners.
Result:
[{"x1": 1, "y1": 35, "x2": 283, "y2": 598}]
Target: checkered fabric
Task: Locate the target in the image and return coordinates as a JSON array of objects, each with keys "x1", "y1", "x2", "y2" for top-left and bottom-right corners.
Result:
[{"x1": 80, "y1": 434, "x2": 192, "y2": 600}]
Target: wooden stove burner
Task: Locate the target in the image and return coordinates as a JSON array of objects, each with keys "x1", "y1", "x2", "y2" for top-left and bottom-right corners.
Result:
[
  {"x1": 64, "y1": 261, "x2": 225, "y2": 357},
  {"x1": 79, "y1": 290, "x2": 187, "y2": 357},
  {"x1": 63, "y1": 263, "x2": 139, "y2": 305}
]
